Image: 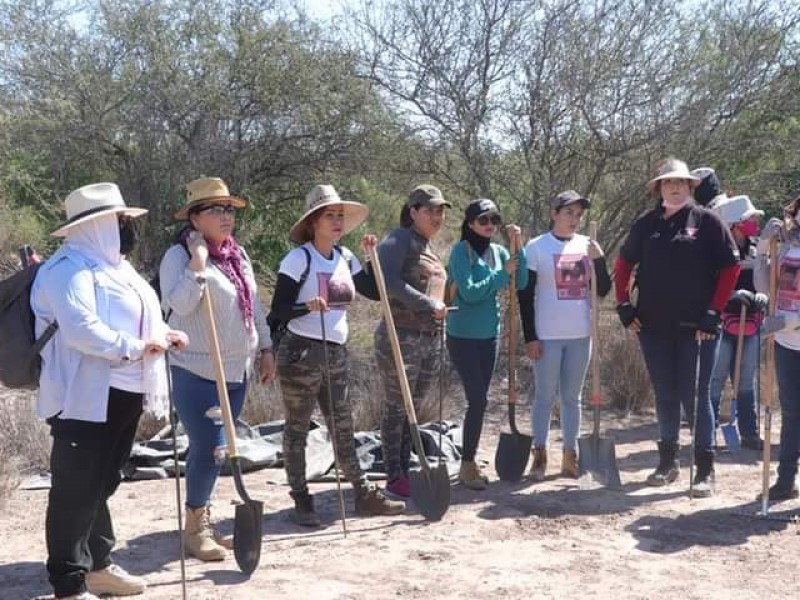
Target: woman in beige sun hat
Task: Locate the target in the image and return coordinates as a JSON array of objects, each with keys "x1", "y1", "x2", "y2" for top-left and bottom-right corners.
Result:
[
  {"x1": 158, "y1": 176, "x2": 274, "y2": 562},
  {"x1": 614, "y1": 158, "x2": 740, "y2": 499},
  {"x1": 32, "y1": 182, "x2": 189, "y2": 599},
  {"x1": 271, "y1": 184, "x2": 405, "y2": 526}
]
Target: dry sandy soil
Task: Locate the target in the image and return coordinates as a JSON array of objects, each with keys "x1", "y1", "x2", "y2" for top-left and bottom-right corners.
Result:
[{"x1": 2, "y1": 403, "x2": 800, "y2": 600}]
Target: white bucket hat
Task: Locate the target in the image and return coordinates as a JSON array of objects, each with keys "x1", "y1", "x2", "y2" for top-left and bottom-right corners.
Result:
[
  {"x1": 52, "y1": 183, "x2": 147, "y2": 237},
  {"x1": 289, "y1": 184, "x2": 369, "y2": 244},
  {"x1": 713, "y1": 194, "x2": 764, "y2": 226},
  {"x1": 647, "y1": 159, "x2": 701, "y2": 196}
]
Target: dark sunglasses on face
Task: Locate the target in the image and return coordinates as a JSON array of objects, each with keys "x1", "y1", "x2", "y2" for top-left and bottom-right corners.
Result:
[
  {"x1": 198, "y1": 204, "x2": 237, "y2": 216},
  {"x1": 476, "y1": 214, "x2": 501, "y2": 226}
]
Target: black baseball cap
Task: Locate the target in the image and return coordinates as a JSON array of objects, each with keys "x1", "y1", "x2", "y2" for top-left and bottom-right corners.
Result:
[{"x1": 550, "y1": 190, "x2": 590, "y2": 211}]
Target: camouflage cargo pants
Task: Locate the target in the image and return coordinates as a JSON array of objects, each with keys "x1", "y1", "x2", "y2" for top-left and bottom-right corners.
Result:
[
  {"x1": 276, "y1": 330, "x2": 367, "y2": 493},
  {"x1": 374, "y1": 320, "x2": 443, "y2": 481}
]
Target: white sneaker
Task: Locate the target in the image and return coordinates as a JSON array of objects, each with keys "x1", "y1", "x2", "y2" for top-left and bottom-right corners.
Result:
[
  {"x1": 86, "y1": 564, "x2": 146, "y2": 596},
  {"x1": 61, "y1": 593, "x2": 101, "y2": 600}
]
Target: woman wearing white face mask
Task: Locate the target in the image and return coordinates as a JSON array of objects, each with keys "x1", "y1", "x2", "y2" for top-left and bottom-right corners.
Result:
[
  {"x1": 32, "y1": 183, "x2": 188, "y2": 599},
  {"x1": 614, "y1": 158, "x2": 740, "y2": 498}
]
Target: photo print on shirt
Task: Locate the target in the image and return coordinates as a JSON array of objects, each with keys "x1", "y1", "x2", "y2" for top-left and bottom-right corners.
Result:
[{"x1": 553, "y1": 254, "x2": 590, "y2": 300}]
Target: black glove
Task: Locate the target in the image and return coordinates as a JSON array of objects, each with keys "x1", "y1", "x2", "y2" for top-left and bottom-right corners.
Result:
[
  {"x1": 753, "y1": 292, "x2": 768, "y2": 313},
  {"x1": 697, "y1": 309, "x2": 721, "y2": 335},
  {"x1": 616, "y1": 301, "x2": 638, "y2": 328}
]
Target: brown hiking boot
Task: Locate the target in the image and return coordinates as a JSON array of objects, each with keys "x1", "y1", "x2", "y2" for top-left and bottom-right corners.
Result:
[
  {"x1": 289, "y1": 490, "x2": 321, "y2": 527},
  {"x1": 459, "y1": 460, "x2": 488, "y2": 490},
  {"x1": 354, "y1": 484, "x2": 405, "y2": 516},
  {"x1": 184, "y1": 506, "x2": 227, "y2": 561},
  {"x1": 561, "y1": 449, "x2": 578, "y2": 478},
  {"x1": 527, "y1": 447, "x2": 547, "y2": 482}
]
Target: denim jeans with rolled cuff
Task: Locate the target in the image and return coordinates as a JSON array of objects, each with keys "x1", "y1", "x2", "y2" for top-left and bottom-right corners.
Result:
[{"x1": 709, "y1": 331, "x2": 759, "y2": 437}]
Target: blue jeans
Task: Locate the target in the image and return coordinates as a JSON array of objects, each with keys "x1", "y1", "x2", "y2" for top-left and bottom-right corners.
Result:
[
  {"x1": 709, "y1": 331, "x2": 759, "y2": 437},
  {"x1": 447, "y1": 335, "x2": 497, "y2": 462},
  {"x1": 774, "y1": 343, "x2": 800, "y2": 486},
  {"x1": 171, "y1": 366, "x2": 247, "y2": 508},
  {"x1": 638, "y1": 331, "x2": 715, "y2": 450},
  {"x1": 530, "y1": 337, "x2": 591, "y2": 451}
]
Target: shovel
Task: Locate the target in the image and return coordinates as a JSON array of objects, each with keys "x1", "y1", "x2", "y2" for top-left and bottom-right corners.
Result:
[
  {"x1": 368, "y1": 244, "x2": 450, "y2": 521},
  {"x1": 721, "y1": 304, "x2": 747, "y2": 451},
  {"x1": 495, "y1": 232, "x2": 532, "y2": 481},
  {"x1": 201, "y1": 289, "x2": 263, "y2": 575},
  {"x1": 577, "y1": 221, "x2": 621, "y2": 489}
]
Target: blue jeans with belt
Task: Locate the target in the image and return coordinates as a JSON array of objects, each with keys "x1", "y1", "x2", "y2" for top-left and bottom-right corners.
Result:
[
  {"x1": 709, "y1": 331, "x2": 759, "y2": 437},
  {"x1": 638, "y1": 331, "x2": 715, "y2": 450},
  {"x1": 775, "y1": 343, "x2": 800, "y2": 486},
  {"x1": 171, "y1": 366, "x2": 247, "y2": 508}
]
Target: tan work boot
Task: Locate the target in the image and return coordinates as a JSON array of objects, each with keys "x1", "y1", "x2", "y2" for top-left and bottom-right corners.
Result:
[
  {"x1": 354, "y1": 484, "x2": 405, "y2": 516},
  {"x1": 527, "y1": 447, "x2": 547, "y2": 482},
  {"x1": 459, "y1": 460, "x2": 488, "y2": 490},
  {"x1": 184, "y1": 506, "x2": 227, "y2": 561},
  {"x1": 561, "y1": 448, "x2": 579, "y2": 478},
  {"x1": 86, "y1": 564, "x2": 146, "y2": 596}
]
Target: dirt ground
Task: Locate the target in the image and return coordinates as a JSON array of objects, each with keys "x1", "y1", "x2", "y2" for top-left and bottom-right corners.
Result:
[{"x1": 2, "y1": 402, "x2": 800, "y2": 600}]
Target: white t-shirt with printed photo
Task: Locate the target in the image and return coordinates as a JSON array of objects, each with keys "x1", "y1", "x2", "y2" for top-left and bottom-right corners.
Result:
[
  {"x1": 524, "y1": 232, "x2": 592, "y2": 340},
  {"x1": 775, "y1": 245, "x2": 800, "y2": 351},
  {"x1": 279, "y1": 242, "x2": 363, "y2": 345}
]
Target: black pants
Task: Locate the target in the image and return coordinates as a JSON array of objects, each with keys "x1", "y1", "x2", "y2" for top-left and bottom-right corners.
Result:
[
  {"x1": 447, "y1": 335, "x2": 497, "y2": 462},
  {"x1": 46, "y1": 388, "x2": 143, "y2": 598}
]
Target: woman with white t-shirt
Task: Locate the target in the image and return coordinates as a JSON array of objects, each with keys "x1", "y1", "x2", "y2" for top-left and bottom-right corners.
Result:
[
  {"x1": 755, "y1": 195, "x2": 800, "y2": 501},
  {"x1": 518, "y1": 190, "x2": 611, "y2": 482},
  {"x1": 271, "y1": 185, "x2": 405, "y2": 526}
]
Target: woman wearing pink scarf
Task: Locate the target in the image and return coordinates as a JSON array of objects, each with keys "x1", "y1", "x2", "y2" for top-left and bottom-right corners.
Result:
[{"x1": 159, "y1": 177, "x2": 274, "y2": 562}]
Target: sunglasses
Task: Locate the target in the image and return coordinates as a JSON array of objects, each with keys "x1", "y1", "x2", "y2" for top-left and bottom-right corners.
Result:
[
  {"x1": 476, "y1": 214, "x2": 501, "y2": 226},
  {"x1": 197, "y1": 204, "x2": 237, "y2": 216}
]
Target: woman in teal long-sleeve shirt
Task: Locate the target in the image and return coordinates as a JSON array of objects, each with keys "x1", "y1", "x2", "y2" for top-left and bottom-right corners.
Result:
[{"x1": 446, "y1": 198, "x2": 528, "y2": 490}]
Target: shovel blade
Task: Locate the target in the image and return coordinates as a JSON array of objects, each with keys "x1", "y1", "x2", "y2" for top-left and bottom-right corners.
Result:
[
  {"x1": 577, "y1": 434, "x2": 622, "y2": 489},
  {"x1": 409, "y1": 461, "x2": 450, "y2": 521},
  {"x1": 233, "y1": 499, "x2": 264, "y2": 576},
  {"x1": 721, "y1": 422, "x2": 741, "y2": 451},
  {"x1": 495, "y1": 431, "x2": 532, "y2": 482}
]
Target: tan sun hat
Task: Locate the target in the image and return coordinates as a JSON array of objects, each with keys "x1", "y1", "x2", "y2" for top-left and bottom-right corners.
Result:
[
  {"x1": 52, "y1": 182, "x2": 147, "y2": 237},
  {"x1": 647, "y1": 159, "x2": 701, "y2": 196},
  {"x1": 174, "y1": 177, "x2": 247, "y2": 220},
  {"x1": 289, "y1": 184, "x2": 369, "y2": 244}
]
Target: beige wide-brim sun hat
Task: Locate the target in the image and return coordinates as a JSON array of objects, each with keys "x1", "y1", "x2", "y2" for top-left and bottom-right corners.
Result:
[
  {"x1": 647, "y1": 159, "x2": 702, "y2": 196},
  {"x1": 51, "y1": 182, "x2": 148, "y2": 237},
  {"x1": 174, "y1": 177, "x2": 247, "y2": 220},
  {"x1": 289, "y1": 184, "x2": 369, "y2": 245}
]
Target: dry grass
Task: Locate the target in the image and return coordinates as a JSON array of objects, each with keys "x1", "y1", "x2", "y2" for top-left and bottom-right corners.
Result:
[{"x1": 0, "y1": 387, "x2": 50, "y2": 508}]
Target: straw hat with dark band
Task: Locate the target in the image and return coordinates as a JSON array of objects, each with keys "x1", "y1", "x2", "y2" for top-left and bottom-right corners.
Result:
[
  {"x1": 647, "y1": 159, "x2": 701, "y2": 196},
  {"x1": 174, "y1": 177, "x2": 247, "y2": 220},
  {"x1": 52, "y1": 183, "x2": 147, "y2": 237}
]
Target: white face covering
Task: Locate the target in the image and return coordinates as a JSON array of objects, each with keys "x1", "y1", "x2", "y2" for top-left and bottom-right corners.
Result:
[{"x1": 662, "y1": 198, "x2": 691, "y2": 213}]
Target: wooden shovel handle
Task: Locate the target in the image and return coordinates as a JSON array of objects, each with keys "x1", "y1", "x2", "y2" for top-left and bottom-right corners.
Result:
[
  {"x1": 589, "y1": 221, "x2": 602, "y2": 407},
  {"x1": 508, "y1": 235, "x2": 519, "y2": 406},
  {"x1": 731, "y1": 303, "x2": 747, "y2": 398},
  {"x1": 368, "y1": 244, "x2": 422, "y2": 427},
  {"x1": 201, "y1": 288, "x2": 239, "y2": 458}
]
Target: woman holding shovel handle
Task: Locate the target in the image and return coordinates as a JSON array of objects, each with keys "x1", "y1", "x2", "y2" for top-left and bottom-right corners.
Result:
[
  {"x1": 614, "y1": 159, "x2": 739, "y2": 498},
  {"x1": 159, "y1": 177, "x2": 275, "y2": 562},
  {"x1": 273, "y1": 184, "x2": 404, "y2": 527},
  {"x1": 518, "y1": 190, "x2": 611, "y2": 482},
  {"x1": 753, "y1": 195, "x2": 800, "y2": 501},
  {"x1": 445, "y1": 199, "x2": 527, "y2": 490},
  {"x1": 709, "y1": 195, "x2": 767, "y2": 451},
  {"x1": 375, "y1": 185, "x2": 451, "y2": 499}
]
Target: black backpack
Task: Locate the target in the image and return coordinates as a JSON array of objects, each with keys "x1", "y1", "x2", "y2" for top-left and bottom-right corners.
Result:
[
  {"x1": 266, "y1": 245, "x2": 352, "y2": 349},
  {"x1": 0, "y1": 263, "x2": 58, "y2": 389}
]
